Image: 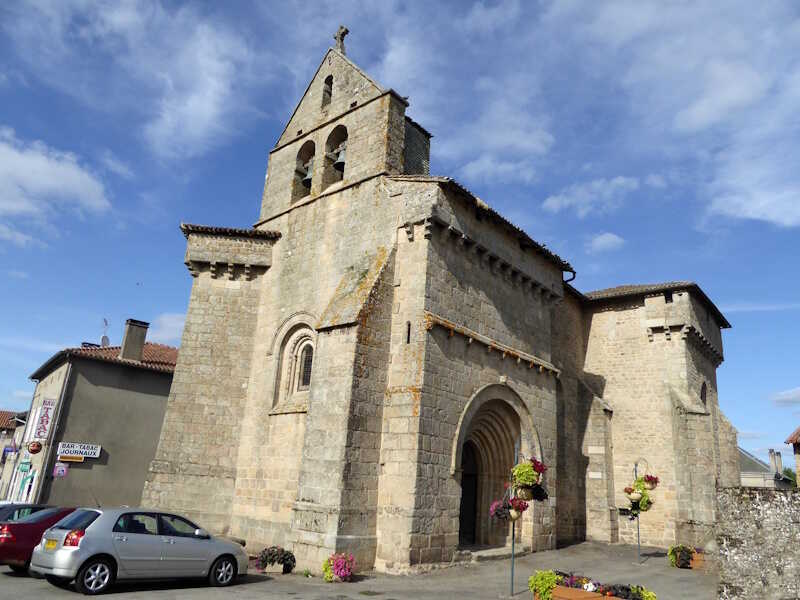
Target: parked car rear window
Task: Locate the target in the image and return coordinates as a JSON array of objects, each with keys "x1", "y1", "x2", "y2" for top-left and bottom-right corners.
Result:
[
  {"x1": 6, "y1": 506, "x2": 47, "y2": 521},
  {"x1": 52, "y1": 509, "x2": 100, "y2": 530},
  {"x1": 15, "y1": 507, "x2": 68, "y2": 523}
]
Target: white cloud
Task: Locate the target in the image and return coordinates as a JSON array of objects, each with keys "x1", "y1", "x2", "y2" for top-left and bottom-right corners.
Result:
[
  {"x1": 149, "y1": 312, "x2": 185, "y2": 345},
  {"x1": 644, "y1": 174, "x2": 667, "y2": 189},
  {"x1": 0, "y1": 337, "x2": 67, "y2": 354},
  {"x1": 12, "y1": 390, "x2": 31, "y2": 400},
  {"x1": 100, "y1": 149, "x2": 134, "y2": 179},
  {"x1": 772, "y1": 387, "x2": 800, "y2": 406},
  {"x1": 0, "y1": 223, "x2": 34, "y2": 247},
  {"x1": 736, "y1": 431, "x2": 765, "y2": 441},
  {"x1": 586, "y1": 232, "x2": 625, "y2": 254},
  {"x1": 0, "y1": 127, "x2": 109, "y2": 245},
  {"x1": 543, "y1": 176, "x2": 639, "y2": 218},
  {"x1": 7, "y1": 270, "x2": 29, "y2": 279},
  {"x1": 4, "y1": 2, "x2": 261, "y2": 161}
]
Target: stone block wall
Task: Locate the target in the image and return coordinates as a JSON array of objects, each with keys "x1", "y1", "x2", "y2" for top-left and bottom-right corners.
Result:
[
  {"x1": 717, "y1": 487, "x2": 800, "y2": 599},
  {"x1": 142, "y1": 252, "x2": 265, "y2": 533}
]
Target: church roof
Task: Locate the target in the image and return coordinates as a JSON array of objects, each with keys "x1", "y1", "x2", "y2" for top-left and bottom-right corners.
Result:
[
  {"x1": 180, "y1": 223, "x2": 281, "y2": 240},
  {"x1": 585, "y1": 281, "x2": 731, "y2": 328},
  {"x1": 30, "y1": 342, "x2": 179, "y2": 380},
  {"x1": 0, "y1": 410, "x2": 16, "y2": 431},
  {"x1": 786, "y1": 426, "x2": 800, "y2": 445},
  {"x1": 388, "y1": 175, "x2": 574, "y2": 274}
]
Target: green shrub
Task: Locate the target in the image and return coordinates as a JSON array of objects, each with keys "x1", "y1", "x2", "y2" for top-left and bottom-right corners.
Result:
[{"x1": 528, "y1": 570, "x2": 560, "y2": 600}]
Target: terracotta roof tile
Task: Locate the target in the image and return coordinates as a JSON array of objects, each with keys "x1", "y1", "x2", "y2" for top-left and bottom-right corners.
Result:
[
  {"x1": 0, "y1": 410, "x2": 16, "y2": 430},
  {"x1": 786, "y1": 426, "x2": 800, "y2": 445},
  {"x1": 30, "y1": 342, "x2": 178, "y2": 380}
]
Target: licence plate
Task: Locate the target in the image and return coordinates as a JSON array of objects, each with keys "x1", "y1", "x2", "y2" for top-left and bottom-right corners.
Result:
[{"x1": 45, "y1": 539, "x2": 57, "y2": 551}]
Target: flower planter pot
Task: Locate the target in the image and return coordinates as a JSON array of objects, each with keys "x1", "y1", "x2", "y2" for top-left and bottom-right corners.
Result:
[
  {"x1": 516, "y1": 486, "x2": 534, "y2": 501},
  {"x1": 644, "y1": 481, "x2": 656, "y2": 490},
  {"x1": 509, "y1": 509, "x2": 522, "y2": 521},
  {"x1": 690, "y1": 552, "x2": 705, "y2": 570},
  {"x1": 534, "y1": 585, "x2": 613, "y2": 599},
  {"x1": 625, "y1": 491, "x2": 642, "y2": 502}
]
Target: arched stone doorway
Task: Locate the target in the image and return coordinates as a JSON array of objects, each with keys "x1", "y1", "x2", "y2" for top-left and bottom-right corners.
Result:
[{"x1": 453, "y1": 384, "x2": 539, "y2": 549}]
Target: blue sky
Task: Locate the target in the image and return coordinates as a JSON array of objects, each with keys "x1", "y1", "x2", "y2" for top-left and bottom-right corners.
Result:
[{"x1": 1, "y1": 1, "x2": 799, "y2": 465}]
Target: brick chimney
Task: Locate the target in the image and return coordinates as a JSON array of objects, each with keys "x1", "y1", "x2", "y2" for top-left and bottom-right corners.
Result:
[
  {"x1": 768, "y1": 449, "x2": 777, "y2": 473},
  {"x1": 776, "y1": 451, "x2": 784, "y2": 474},
  {"x1": 119, "y1": 319, "x2": 149, "y2": 362}
]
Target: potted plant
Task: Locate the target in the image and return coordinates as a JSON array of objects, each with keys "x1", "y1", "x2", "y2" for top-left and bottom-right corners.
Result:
[
  {"x1": 490, "y1": 499, "x2": 511, "y2": 521},
  {"x1": 322, "y1": 552, "x2": 356, "y2": 582},
  {"x1": 643, "y1": 474, "x2": 659, "y2": 490},
  {"x1": 257, "y1": 546, "x2": 296, "y2": 574},
  {"x1": 528, "y1": 569, "x2": 559, "y2": 600},
  {"x1": 508, "y1": 497, "x2": 529, "y2": 521},
  {"x1": 512, "y1": 458, "x2": 547, "y2": 500},
  {"x1": 624, "y1": 486, "x2": 642, "y2": 502},
  {"x1": 667, "y1": 544, "x2": 694, "y2": 569}
]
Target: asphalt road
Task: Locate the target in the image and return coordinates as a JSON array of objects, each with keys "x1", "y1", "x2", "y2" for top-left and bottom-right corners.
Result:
[{"x1": 1, "y1": 542, "x2": 716, "y2": 599}]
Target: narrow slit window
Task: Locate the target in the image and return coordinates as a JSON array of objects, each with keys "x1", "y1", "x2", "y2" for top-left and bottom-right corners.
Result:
[
  {"x1": 406, "y1": 321, "x2": 411, "y2": 344},
  {"x1": 322, "y1": 75, "x2": 333, "y2": 109},
  {"x1": 299, "y1": 346, "x2": 313, "y2": 389},
  {"x1": 665, "y1": 291, "x2": 674, "y2": 303},
  {"x1": 700, "y1": 382, "x2": 707, "y2": 405}
]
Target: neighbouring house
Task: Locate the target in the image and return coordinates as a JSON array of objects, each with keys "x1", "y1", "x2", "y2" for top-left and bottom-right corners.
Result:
[
  {"x1": 739, "y1": 447, "x2": 793, "y2": 490},
  {"x1": 786, "y1": 426, "x2": 800, "y2": 481},
  {"x1": 0, "y1": 411, "x2": 27, "y2": 498},
  {"x1": 142, "y1": 30, "x2": 739, "y2": 572},
  {"x1": 5, "y1": 319, "x2": 177, "y2": 507}
]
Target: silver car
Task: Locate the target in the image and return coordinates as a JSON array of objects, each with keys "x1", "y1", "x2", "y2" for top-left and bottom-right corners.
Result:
[{"x1": 30, "y1": 507, "x2": 248, "y2": 594}]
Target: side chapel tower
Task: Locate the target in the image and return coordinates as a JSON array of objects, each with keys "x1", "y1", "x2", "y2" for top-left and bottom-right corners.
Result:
[{"x1": 143, "y1": 29, "x2": 739, "y2": 571}]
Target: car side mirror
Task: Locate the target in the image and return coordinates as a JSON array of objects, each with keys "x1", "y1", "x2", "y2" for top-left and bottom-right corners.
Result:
[{"x1": 194, "y1": 528, "x2": 210, "y2": 539}]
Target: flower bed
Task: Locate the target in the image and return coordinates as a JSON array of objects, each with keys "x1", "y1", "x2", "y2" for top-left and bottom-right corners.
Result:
[{"x1": 529, "y1": 570, "x2": 656, "y2": 600}]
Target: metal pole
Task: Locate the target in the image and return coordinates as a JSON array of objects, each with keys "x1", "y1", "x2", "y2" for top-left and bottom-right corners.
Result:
[
  {"x1": 634, "y1": 462, "x2": 641, "y2": 564},
  {"x1": 510, "y1": 438, "x2": 520, "y2": 598}
]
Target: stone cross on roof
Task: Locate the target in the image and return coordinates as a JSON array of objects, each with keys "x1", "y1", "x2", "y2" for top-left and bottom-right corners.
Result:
[{"x1": 334, "y1": 25, "x2": 349, "y2": 54}]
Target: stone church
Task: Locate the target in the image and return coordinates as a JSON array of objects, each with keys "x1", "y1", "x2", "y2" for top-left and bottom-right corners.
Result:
[{"x1": 142, "y1": 31, "x2": 740, "y2": 572}]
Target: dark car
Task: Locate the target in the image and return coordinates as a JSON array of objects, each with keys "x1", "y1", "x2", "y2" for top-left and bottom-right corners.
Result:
[
  {"x1": 1, "y1": 507, "x2": 75, "y2": 573},
  {"x1": 0, "y1": 504, "x2": 50, "y2": 523}
]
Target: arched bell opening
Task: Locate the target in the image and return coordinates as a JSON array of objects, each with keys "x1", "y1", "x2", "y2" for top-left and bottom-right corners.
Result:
[
  {"x1": 292, "y1": 140, "x2": 315, "y2": 201},
  {"x1": 457, "y1": 397, "x2": 521, "y2": 549},
  {"x1": 323, "y1": 125, "x2": 347, "y2": 189}
]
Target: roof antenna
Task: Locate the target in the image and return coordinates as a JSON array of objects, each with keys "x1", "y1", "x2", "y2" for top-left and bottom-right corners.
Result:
[{"x1": 101, "y1": 319, "x2": 110, "y2": 347}]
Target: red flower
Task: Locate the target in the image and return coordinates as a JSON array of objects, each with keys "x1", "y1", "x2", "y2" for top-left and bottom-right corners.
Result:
[{"x1": 530, "y1": 458, "x2": 548, "y2": 474}]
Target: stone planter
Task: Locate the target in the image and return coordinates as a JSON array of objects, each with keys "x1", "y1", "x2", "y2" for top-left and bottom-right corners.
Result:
[
  {"x1": 516, "y1": 486, "x2": 534, "y2": 501},
  {"x1": 690, "y1": 552, "x2": 705, "y2": 570},
  {"x1": 534, "y1": 585, "x2": 616, "y2": 599}
]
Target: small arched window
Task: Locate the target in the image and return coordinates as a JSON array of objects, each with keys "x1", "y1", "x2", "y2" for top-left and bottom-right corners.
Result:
[
  {"x1": 323, "y1": 125, "x2": 348, "y2": 189},
  {"x1": 292, "y1": 140, "x2": 315, "y2": 201},
  {"x1": 700, "y1": 382, "x2": 707, "y2": 406},
  {"x1": 322, "y1": 75, "x2": 333, "y2": 109},
  {"x1": 298, "y1": 345, "x2": 313, "y2": 390},
  {"x1": 274, "y1": 326, "x2": 315, "y2": 409}
]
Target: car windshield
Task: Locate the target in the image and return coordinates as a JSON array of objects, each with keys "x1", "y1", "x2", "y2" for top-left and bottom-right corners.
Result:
[
  {"x1": 15, "y1": 507, "x2": 69, "y2": 523},
  {"x1": 52, "y1": 509, "x2": 100, "y2": 530}
]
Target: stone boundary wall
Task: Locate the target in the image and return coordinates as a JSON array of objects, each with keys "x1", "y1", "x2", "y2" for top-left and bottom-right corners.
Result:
[{"x1": 717, "y1": 487, "x2": 800, "y2": 599}]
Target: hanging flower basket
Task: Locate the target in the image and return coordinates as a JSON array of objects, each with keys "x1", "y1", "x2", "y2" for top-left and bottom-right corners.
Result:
[
  {"x1": 516, "y1": 486, "x2": 534, "y2": 501},
  {"x1": 624, "y1": 487, "x2": 643, "y2": 503},
  {"x1": 643, "y1": 474, "x2": 659, "y2": 490}
]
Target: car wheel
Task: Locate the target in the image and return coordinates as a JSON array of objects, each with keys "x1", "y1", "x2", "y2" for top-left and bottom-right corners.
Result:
[
  {"x1": 45, "y1": 574, "x2": 71, "y2": 588},
  {"x1": 9, "y1": 563, "x2": 28, "y2": 574},
  {"x1": 76, "y1": 558, "x2": 115, "y2": 595},
  {"x1": 209, "y1": 555, "x2": 237, "y2": 587}
]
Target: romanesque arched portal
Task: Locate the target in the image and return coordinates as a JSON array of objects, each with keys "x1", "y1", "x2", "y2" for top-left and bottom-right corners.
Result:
[{"x1": 452, "y1": 384, "x2": 540, "y2": 548}]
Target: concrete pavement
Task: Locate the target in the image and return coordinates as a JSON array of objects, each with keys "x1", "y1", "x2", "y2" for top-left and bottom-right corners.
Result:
[{"x1": 1, "y1": 542, "x2": 715, "y2": 599}]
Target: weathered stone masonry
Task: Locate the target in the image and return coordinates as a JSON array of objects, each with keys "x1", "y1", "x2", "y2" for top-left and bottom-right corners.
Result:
[{"x1": 143, "y1": 35, "x2": 739, "y2": 572}]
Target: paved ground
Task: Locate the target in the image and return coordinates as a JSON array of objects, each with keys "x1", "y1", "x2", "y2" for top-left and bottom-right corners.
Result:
[{"x1": 1, "y1": 542, "x2": 715, "y2": 599}]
